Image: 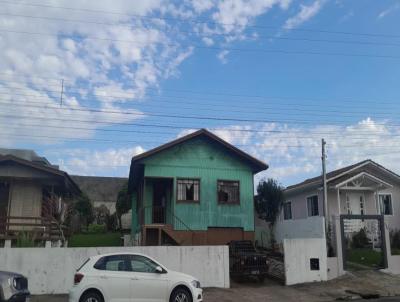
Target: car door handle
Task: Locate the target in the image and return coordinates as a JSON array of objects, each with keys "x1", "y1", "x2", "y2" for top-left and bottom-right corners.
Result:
[
  {"x1": 131, "y1": 277, "x2": 139, "y2": 280},
  {"x1": 100, "y1": 276, "x2": 108, "y2": 279}
]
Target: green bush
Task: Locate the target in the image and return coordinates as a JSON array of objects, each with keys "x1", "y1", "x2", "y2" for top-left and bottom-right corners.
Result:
[
  {"x1": 87, "y1": 224, "x2": 107, "y2": 234},
  {"x1": 351, "y1": 228, "x2": 370, "y2": 249},
  {"x1": 16, "y1": 231, "x2": 37, "y2": 247}
]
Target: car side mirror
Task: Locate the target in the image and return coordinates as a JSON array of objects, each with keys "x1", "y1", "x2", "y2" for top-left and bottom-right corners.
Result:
[{"x1": 155, "y1": 266, "x2": 164, "y2": 274}]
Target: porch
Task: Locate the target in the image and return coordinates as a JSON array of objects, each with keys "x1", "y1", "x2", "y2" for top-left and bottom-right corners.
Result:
[
  {"x1": 135, "y1": 177, "x2": 194, "y2": 246},
  {"x1": 0, "y1": 216, "x2": 66, "y2": 241},
  {"x1": 328, "y1": 172, "x2": 392, "y2": 271},
  {"x1": 0, "y1": 179, "x2": 71, "y2": 243},
  {"x1": 330, "y1": 171, "x2": 392, "y2": 218}
]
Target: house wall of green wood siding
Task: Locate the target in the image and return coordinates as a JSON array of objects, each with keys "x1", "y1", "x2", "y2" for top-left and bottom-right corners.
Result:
[{"x1": 136, "y1": 136, "x2": 255, "y2": 232}]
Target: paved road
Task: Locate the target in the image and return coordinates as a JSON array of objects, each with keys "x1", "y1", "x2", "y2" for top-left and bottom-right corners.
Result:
[
  {"x1": 30, "y1": 295, "x2": 400, "y2": 302},
  {"x1": 30, "y1": 270, "x2": 400, "y2": 302}
]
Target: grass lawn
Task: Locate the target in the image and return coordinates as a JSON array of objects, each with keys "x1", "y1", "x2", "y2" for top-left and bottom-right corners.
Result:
[
  {"x1": 347, "y1": 248, "x2": 383, "y2": 269},
  {"x1": 68, "y1": 232, "x2": 122, "y2": 247}
]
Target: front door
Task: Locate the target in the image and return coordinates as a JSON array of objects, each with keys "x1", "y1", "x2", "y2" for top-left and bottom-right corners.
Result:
[
  {"x1": 152, "y1": 181, "x2": 167, "y2": 224},
  {"x1": 345, "y1": 192, "x2": 365, "y2": 215},
  {"x1": 0, "y1": 182, "x2": 9, "y2": 232}
]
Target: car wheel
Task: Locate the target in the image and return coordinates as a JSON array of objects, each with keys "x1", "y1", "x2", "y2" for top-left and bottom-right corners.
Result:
[
  {"x1": 170, "y1": 287, "x2": 192, "y2": 302},
  {"x1": 80, "y1": 291, "x2": 104, "y2": 302}
]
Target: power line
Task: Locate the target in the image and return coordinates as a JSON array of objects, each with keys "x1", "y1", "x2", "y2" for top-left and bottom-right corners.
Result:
[
  {"x1": 2, "y1": 77, "x2": 400, "y2": 112},
  {"x1": 2, "y1": 98, "x2": 400, "y2": 127},
  {"x1": 2, "y1": 130, "x2": 400, "y2": 149},
  {"x1": 2, "y1": 28, "x2": 400, "y2": 60},
  {"x1": 6, "y1": 120, "x2": 400, "y2": 140},
  {"x1": 2, "y1": 12, "x2": 400, "y2": 48},
  {"x1": 1, "y1": 86, "x2": 400, "y2": 120},
  {"x1": 0, "y1": 112, "x2": 397, "y2": 137},
  {"x1": 2, "y1": 0, "x2": 400, "y2": 39},
  {"x1": 2, "y1": 93, "x2": 400, "y2": 121}
]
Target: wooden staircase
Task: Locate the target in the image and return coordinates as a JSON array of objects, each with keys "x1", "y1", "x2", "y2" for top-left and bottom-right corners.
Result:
[{"x1": 139, "y1": 207, "x2": 195, "y2": 246}]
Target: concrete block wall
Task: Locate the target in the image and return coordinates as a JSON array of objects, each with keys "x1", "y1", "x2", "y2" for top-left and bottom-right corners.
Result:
[
  {"x1": 284, "y1": 238, "x2": 328, "y2": 285},
  {"x1": 0, "y1": 246, "x2": 230, "y2": 295}
]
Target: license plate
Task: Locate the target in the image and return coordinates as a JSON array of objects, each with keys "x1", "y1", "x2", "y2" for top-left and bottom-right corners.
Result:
[{"x1": 251, "y1": 270, "x2": 259, "y2": 275}]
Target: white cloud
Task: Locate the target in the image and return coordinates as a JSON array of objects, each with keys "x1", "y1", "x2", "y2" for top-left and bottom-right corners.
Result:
[
  {"x1": 180, "y1": 118, "x2": 400, "y2": 186},
  {"x1": 284, "y1": 0, "x2": 325, "y2": 30},
  {"x1": 213, "y1": 0, "x2": 292, "y2": 33},
  {"x1": 58, "y1": 146, "x2": 145, "y2": 176},
  {"x1": 0, "y1": 0, "x2": 195, "y2": 145},
  {"x1": 192, "y1": 0, "x2": 215, "y2": 13},
  {"x1": 217, "y1": 50, "x2": 230, "y2": 63},
  {"x1": 378, "y1": 3, "x2": 400, "y2": 19}
]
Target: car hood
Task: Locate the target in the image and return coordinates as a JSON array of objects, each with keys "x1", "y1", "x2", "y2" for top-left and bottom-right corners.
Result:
[{"x1": 167, "y1": 270, "x2": 198, "y2": 282}]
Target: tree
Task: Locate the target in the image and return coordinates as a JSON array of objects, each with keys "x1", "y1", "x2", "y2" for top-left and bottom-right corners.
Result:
[
  {"x1": 74, "y1": 193, "x2": 94, "y2": 227},
  {"x1": 255, "y1": 178, "x2": 284, "y2": 225},
  {"x1": 116, "y1": 182, "x2": 130, "y2": 230},
  {"x1": 255, "y1": 178, "x2": 284, "y2": 249}
]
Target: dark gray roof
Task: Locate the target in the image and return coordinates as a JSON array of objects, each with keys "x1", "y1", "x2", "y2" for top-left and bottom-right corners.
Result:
[
  {"x1": 0, "y1": 154, "x2": 80, "y2": 194},
  {"x1": 0, "y1": 148, "x2": 56, "y2": 168},
  {"x1": 71, "y1": 175, "x2": 127, "y2": 203},
  {"x1": 286, "y1": 160, "x2": 370, "y2": 191},
  {"x1": 128, "y1": 129, "x2": 268, "y2": 192},
  {"x1": 285, "y1": 159, "x2": 400, "y2": 193}
]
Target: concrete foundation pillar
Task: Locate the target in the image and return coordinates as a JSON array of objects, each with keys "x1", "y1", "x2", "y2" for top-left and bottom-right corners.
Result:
[
  {"x1": 4, "y1": 240, "x2": 12, "y2": 248},
  {"x1": 45, "y1": 241, "x2": 52, "y2": 248},
  {"x1": 334, "y1": 216, "x2": 344, "y2": 276},
  {"x1": 384, "y1": 216, "x2": 392, "y2": 270}
]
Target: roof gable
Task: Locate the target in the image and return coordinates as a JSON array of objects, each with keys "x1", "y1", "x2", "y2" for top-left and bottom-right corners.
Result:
[
  {"x1": 285, "y1": 159, "x2": 400, "y2": 193},
  {"x1": 0, "y1": 155, "x2": 80, "y2": 194},
  {"x1": 131, "y1": 129, "x2": 268, "y2": 173}
]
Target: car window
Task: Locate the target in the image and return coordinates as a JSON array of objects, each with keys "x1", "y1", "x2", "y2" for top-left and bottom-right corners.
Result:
[
  {"x1": 128, "y1": 255, "x2": 160, "y2": 273},
  {"x1": 94, "y1": 255, "x2": 132, "y2": 272},
  {"x1": 77, "y1": 258, "x2": 90, "y2": 271}
]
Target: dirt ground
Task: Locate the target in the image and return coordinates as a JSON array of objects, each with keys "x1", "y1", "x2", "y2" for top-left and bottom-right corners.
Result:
[{"x1": 31, "y1": 270, "x2": 400, "y2": 302}]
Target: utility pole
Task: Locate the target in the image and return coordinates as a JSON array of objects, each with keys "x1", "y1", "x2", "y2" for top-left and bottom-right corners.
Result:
[{"x1": 322, "y1": 139, "x2": 329, "y2": 239}]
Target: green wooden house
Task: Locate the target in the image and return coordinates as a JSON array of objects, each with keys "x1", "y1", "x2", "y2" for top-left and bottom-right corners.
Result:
[{"x1": 128, "y1": 129, "x2": 267, "y2": 245}]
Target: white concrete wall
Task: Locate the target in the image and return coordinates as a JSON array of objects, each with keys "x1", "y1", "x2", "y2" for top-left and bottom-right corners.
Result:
[
  {"x1": 275, "y1": 216, "x2": 325, "y2": 244},
  {"x1": 327, "y1": 257, "x2": 340, "y2": 280},
  {"x1": 0, "y1": 246, "x2": 229, "y2": 295},
  {"x1": 255, "y1": 216, "x2": 325, "y2": 250},
  {"x1": 283, "y1": 238, "x2": 328, "y2": 285},
  {"x1": 387, "y1": 255, "x2": 400, "y2": 274}
]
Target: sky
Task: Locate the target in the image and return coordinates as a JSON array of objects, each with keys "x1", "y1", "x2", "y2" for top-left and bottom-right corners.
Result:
[{"x1": 1, "y1": 0, "x2": 400, "y2": 187}]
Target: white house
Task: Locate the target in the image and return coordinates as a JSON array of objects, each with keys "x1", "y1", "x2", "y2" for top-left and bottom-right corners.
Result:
[{"x1": 284, "y1": 159, "x2": 400, "y2": 277}]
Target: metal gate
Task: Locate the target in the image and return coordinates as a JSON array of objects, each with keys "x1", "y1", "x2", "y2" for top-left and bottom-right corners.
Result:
[{"x1": 340, "y1": 215, "x2": 388, "y2": 271}]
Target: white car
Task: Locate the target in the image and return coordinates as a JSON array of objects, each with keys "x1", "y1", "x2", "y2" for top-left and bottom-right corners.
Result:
[{"x1": 69, "y1": 252, "x2": 202, "y2": 302}]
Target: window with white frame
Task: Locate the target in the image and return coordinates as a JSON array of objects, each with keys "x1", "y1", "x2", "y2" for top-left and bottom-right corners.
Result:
[
  {"x1": 379, "y1": 194, "x2": 393, "y2": 215},
  {"x1": 283, "y1": 202, "x2": 292, "y2": 220},
  {"x1": 177, "y1": 179, "x2": 200, "y2": 202},
  {"x1": 307, "y1": 195, "x2": 319, "y2": 216}
]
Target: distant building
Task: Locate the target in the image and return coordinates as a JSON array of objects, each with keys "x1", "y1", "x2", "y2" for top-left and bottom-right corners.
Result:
[{"x1": 71, "y1": 175, "x2": 128, "y2": 213}]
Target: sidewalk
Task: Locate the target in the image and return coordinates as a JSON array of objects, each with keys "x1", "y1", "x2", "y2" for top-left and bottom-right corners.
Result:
[{"x1": 31, "y1": 271, "x2": 400, "y2": 302}]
